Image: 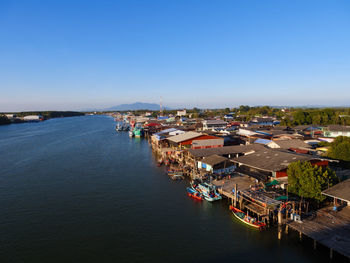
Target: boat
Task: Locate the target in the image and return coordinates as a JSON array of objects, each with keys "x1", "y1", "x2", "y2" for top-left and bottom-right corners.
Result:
[
  {"x1": 129, "y1": 130, "x2": 134, "y2": 137},
  {"x1": 115, "y1": 123, "x2": 123, "y2": 131},
  {"x1": 192, "y1": 181, "x2": 222, "y2": 202},
  {"x1": 186, "y1": 187, "x2": 203, "y2": 200},
  {"x1": 229, "y1": 205, "x2": 266, "y2": 230},
  {"x1": 170, "y1": 174, "x2": 184, "y2": 180}
]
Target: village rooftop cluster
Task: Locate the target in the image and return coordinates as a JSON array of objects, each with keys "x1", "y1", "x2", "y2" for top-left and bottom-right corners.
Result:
[{"x1": 110, "y1": 108, "x2": 350, "y2": 260}]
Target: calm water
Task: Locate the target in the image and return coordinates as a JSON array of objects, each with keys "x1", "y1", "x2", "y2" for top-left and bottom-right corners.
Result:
[{"x1": 0, "y1": 116, "x2": 342, "y2": 262}]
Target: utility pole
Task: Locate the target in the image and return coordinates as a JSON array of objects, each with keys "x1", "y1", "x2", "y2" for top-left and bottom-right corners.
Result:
[{"x1": 160, "y1": 96, "x2": 163, "y2": 116}]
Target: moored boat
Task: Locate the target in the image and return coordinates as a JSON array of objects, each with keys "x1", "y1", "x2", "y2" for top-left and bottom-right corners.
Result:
[
  {"x1": 129, "y1": 130, "x2": 134, "y2": 137},
  {"x1": 170, "y1": 174, "x2": 184, "y2": 180},
  {"x1": 229, "y1": 205, "x2": 266, "y2": 230},
  {"x1": 192, "y1": 181, "x2": 222, "y2": 202},
  {"x1": 186, "y1": 187, "x2": 203, "y2": 200}
]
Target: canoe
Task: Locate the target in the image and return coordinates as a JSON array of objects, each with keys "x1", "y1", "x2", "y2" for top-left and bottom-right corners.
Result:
[
  {"x1": 229, "y1": 205, "x2": 266, "y2": 230},
  {"x1": 186, "y1": 187, "x2": 203, "y2": 201}
]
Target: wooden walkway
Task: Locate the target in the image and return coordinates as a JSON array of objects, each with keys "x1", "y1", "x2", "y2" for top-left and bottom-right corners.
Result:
[
  {"x1": 287, "y1": 206, "x2": 350, "y2": 259},
  {"x1": 211, "y1": 174, "x2": 253, "y2": 199}
]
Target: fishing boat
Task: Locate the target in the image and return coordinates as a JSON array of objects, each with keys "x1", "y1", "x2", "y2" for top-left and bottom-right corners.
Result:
[
  {"x1": 170, "y1": 174, "x2": 184, "y2": 180},
  {"x1": 192, "y1": 181, "x2": 222, "y2": 202},
  {"x1": 129, "y1": 130, "x2": 134, "y2": 137},
  {"x1": 186, "y1": 187, "x2": 203, "y2": 200},
  {"x1": 229, "y1": 205, "x2": 266, "y2": 230},
  {"x1": 115, "y1": 123, "x2": 123, "y2": 131}
]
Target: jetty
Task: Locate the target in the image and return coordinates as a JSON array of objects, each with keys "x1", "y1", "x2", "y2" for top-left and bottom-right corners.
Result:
[{"x1": 287, "y1": 206, "x2": 350, "y2": 259}]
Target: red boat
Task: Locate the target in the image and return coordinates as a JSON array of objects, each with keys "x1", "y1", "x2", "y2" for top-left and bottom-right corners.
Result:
[
  {"x1": 229, "y1": 205, "x2": 266, "y2": 230},
  {"x1": 186, "y1": 187, "x2": 203, "y2": 201}
]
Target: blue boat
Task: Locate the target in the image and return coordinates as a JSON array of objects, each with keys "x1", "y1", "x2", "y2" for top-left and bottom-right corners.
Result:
[{"x1": 191, "y1": 182, "x2": 222, "y2": 202}]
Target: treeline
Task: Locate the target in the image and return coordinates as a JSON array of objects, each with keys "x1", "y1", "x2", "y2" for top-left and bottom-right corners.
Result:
[
  {"x1": 280, "y1": 108, "x2": 350, "y2": 126},
  {"x1": 0, "y1": 115, "x2": 11, "y2": 125},
  {"x1": 15, "y1": 111, "x2": 84, "y2": 119}
]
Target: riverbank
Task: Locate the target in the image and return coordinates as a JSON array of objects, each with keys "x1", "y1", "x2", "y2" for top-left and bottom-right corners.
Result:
[{"x1": 0, "y1": 111, "x2": 85, "y2": 125}]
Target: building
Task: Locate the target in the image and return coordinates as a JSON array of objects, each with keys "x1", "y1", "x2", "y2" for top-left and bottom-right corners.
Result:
[
  {"x1": 197, "y1": 154, "x2": 235, "y2": 174},
  {"x1": 267, "y1": 139, "x2": 311, "y2": 152},
  {"x1": 191, "y1": 138, "x2": 224, "y2": 149},
  {"x1": 322, "y1": 178, "x2": 350, "y2": 207},
  {"x1": 23, "y1": 115, "x2": 42, "y2": 122},
  {"x1": 250, "y1": 117, "x2": 275, "y2": 126},
  {"x1": 231, "y1": 148, "x2": 329, "y2": 180},
  {"x1": 167, "y1": 132, "x2": 221, "y2": 149},
  {"x1": 202, "y1": 120, "x2": 227, "y2": 131},
  {"x1": 176, "y1": 109, "x2": 187, "y2": 116},
  {"x1": 323, "y1": 125, "x2": 350, "y2": 138}
]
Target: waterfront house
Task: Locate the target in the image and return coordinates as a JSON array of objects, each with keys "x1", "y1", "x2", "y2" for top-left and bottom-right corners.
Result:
[
  {"x1": 231, "y1": 148, "x2": 329, "y2": 180},
  {"x1": 23, "y1": 115, "x2": 42, "y2": 122},
  {"x1": 167, "y1": 132, "x2": 221, "y2": 149},
  {"x1": 322, "y1": 178, "x2": 350, "y2": 207},
  {"x1": 197, "y1": 154, "x2": 235, "y2": 175},
  {"x1": 191, "y1": 138, "x2": 224, "y2": 149}
]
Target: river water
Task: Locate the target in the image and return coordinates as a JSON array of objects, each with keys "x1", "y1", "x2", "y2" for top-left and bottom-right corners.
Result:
[{"x1": 0, "y1": 116, "x2": 341, "y2": 262}]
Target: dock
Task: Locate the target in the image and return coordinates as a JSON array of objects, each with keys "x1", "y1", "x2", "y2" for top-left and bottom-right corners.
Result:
[
  {"x1": 212, "y1": 174, "x2": 280, "y2": 223},
  {"x1": 287, "y1": 206, "x2": 350, "y2": 259}
]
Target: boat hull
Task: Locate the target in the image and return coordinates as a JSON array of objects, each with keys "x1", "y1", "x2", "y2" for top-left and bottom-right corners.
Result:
[
  {"x1": 186, "y1": 187, "x2": 203, "y2": 201},
  {"x1": 229, "y1": 205, "x2": 266, "y2": 230}
]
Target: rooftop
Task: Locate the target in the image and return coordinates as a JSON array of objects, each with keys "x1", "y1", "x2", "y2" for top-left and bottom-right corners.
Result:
[
  {"x1": 232, "y1": 148, "x2": 313, "y2": 172},
  {"x1": 268, "y1": 139, "x2": 311, "y2": 149},
  {"x1": 322, "y1": 178, "x2": 350, "y2": 203},
  {"x1": 201, "y1": 154, "x2": 229, "y2": 166},
  {"x1": 167, "y1": 131, "x2": 203, "y2": 143},
  {"x1": 188, "y1": 144, "x2": 265, "y2": 158},
  {"x1": 326, "y1": 125, "x2": 350, "y2": 132}
]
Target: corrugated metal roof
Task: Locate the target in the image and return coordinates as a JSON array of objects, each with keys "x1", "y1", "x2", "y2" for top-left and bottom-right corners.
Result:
[
  {"x1": 269, "y1": 139, "x2": 311, "y2": 149},
  {"x1": 232, "y1": 149, "x2": 313, "y2": 172},
  {"x1": 322, "y1": 178, "x2": 350, "y2": 202},
  {"x1": 192, "y1": 138, "x2": 224, "y2": 147},
  {"x1": 167, "y1": 131, "x2": 203, "y2": 143},
  {"x1": 202, "y1": 154, "x2": 228, "y2": 166},
  {"x1": 188, "y1": 144, "x2": 265, "y2": 158}
]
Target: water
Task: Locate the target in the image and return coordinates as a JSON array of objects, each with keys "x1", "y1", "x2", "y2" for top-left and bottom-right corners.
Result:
[{"x1": 0, "y1": 116, "x2": 343, "y2": 262}]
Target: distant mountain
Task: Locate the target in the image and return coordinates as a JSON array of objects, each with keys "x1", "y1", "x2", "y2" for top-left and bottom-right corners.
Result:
[
  {"x1": 104, "y1": 102, "x2": 162, "y2": 111},
  {"x1": 83, "y1": 102, "x2": 169, "y2": 112}
]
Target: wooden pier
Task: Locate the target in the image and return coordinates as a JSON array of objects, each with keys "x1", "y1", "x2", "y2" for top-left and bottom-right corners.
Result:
[
  {"x1": 287, "y1": 206, "x2": 350, "y2": 259},
  {"x1": 211, "y1": 174, "x2": 281, "y2": 224}
]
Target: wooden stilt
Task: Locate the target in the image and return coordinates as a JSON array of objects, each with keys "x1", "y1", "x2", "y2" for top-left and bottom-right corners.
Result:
[
  {"x1": 299, "y1": 231, "x2": 302, "y2": 241},
  {"x1": 313, "y1": 240, "x2": 317, "y2": 250},
  {"x1": 278, "y1": 226, "x2": 282, "y2": 240},
  {"x1": 330, "y1": 248, "x2": 333, "y2": 259}
]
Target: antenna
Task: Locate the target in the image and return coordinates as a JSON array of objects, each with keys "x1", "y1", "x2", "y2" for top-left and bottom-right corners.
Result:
[{"x1": 160, "y1": 96, "x2": 163, "y2": 116}]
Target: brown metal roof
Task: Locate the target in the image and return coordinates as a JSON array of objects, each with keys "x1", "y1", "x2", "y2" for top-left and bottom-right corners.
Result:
[
  {"x1": 232, "y1": 148, "x2": 313, "y2": 172},
  {"x1": 188, "y1": 144, "x2": 265, "y2": 158},
  {"x1": 202, "y1": 154, "x2": 229, "y2": 166},
  {"x1": 322, "y1": 178, "x2": 350, "y2": 202}
]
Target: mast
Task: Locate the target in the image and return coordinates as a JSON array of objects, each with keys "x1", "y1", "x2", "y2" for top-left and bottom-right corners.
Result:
[{"x1": 160, "y1": 96, "x2": 163, "y2": 116}]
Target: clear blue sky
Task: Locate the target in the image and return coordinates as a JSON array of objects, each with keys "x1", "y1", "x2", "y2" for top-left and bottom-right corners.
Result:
[{"x1": 1, "y1": 0, "x2": 350, "y2": 111}]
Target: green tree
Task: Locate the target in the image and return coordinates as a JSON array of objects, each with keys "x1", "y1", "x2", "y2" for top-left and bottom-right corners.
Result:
[
  {"x1": 0, "y1": 115, "x2": 11, "y2": 125},
  {"x1": 287, "y1": 161, "x2": 339, "y2": 202},
  {"x1": 327, "y1": 136, "x2": 350, "y2": 162}
]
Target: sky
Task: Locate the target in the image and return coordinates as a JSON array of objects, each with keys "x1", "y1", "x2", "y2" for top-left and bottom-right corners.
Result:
[{"x1": 0, "y1": 0, "x2": 350, "y2": 111}]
